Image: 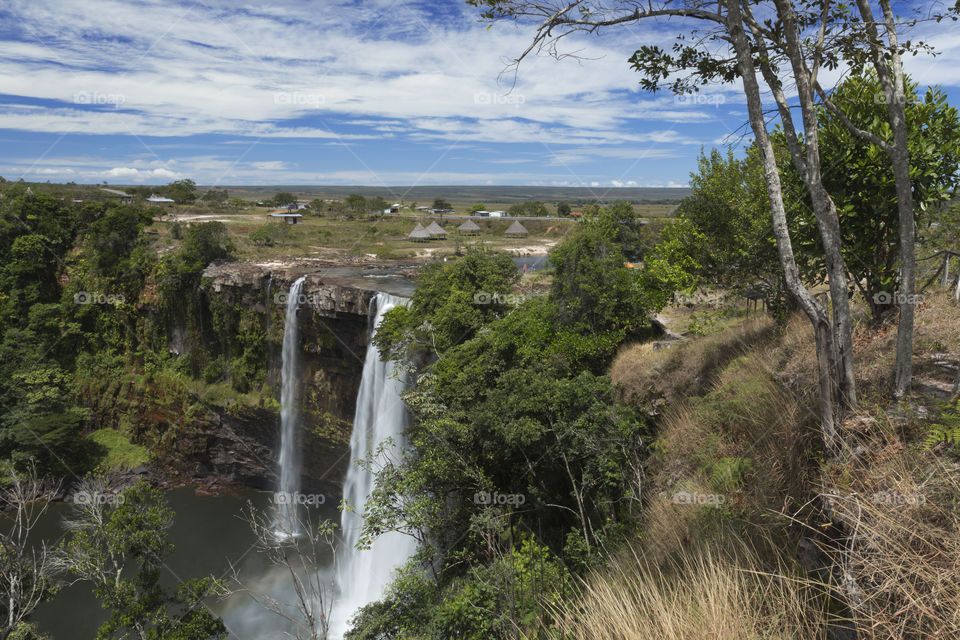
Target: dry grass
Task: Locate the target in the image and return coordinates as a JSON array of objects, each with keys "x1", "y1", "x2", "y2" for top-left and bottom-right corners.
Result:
[
  {"x1": 555, "y1": 543, "x2": 829, "y2": 640},
  {"x1": 609, "y1": 315, "x2": 778, "y2": 405},
  {"x1": 819, "y1": 428, "x2": 960, "y2": 639},
  {"x1": 587, "y1": 293, "x2": 960, "y2": 640}
]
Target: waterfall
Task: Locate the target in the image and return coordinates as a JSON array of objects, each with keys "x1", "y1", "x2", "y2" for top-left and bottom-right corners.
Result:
[
  {"x1": 276, "y1": 275, "x2": 306, "y2": 538},
  {"x1": 330, "y1": 292, "x2": 418, "y2": 637}
]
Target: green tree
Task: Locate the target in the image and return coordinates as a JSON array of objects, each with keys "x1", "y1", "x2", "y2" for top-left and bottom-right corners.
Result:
[
  {"x1": 166, "y1": 180, "x2": 197, "y2": 205},
  {"x1": 85, "y1": 206, "x2": 154, "y2": 283},
  {"x1": 548, "y1": 226, "x2": 648, "y2": 336},
  {"x1": 367, "y1": 196, "x2": 389, "y2": 217},
  {"x1": 432, "y1": 199, "x2": 452, "y2": 211},
  {"x1": 813, "y1": 74, "x2": 960, "y2": 321},
  {"x1": 673, "y1": 148, "x2": 782, "y2": 289},
  {"x1": 155, "y1": 221, "x2": 235, "y2": 315},
  {"x1": 507, "y1": 201, "x2": 548, "y2": 217},
  {"x1": 374, "y1": 249, "x2": 520, "y2": 359},
  {"x1": 199, "y1": 188, "x2": 227, "y2": 207},
  {"x1": 61, "y1": 480, "x2": 227, "y2": 640},
  {"x1": 272, "y1": 192, "x2": 297, "y2": 208},
  {"x1": 556, "y1": 202, "x2": 571, "y2": 216},
  {"x1": 344, "y1": 194, "x2": 366, "y2": 215}
]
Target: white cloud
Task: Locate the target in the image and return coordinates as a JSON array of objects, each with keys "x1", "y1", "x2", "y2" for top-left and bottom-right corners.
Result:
[{"x1": 0, "y1": 0, "x2": 741, "y2": 145}]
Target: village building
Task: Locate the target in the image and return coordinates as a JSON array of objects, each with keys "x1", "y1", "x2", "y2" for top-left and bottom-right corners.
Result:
[
  {"x1": 457, "y1": 220, "x2": 481, "y2": 235},
  {"x1": 269, "y1": 212, "x2": 302, "y2": 224},
  {"x1": 424, "y1": 221, "x2": 447, "y2": 238},
  {"x1": 505, "y1": 220, "x2": 529, "y2": 237},
  {"x1": 407, "y1": 222, "x2": 430, "y2": 242}
]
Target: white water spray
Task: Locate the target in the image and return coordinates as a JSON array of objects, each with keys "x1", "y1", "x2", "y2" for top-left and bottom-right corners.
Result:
[
  {"x1": 330, "y1": 292, "x2": 418, "y2": 637},
  {"x1": 277, "y1": 275, "x2": 306, "y2": 538}
]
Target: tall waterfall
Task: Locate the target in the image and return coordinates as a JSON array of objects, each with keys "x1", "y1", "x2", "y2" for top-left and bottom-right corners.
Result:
[
  {"x1": 330, "y1": 292, "x2": 418, "y2": 637},
  {"x1": 276, "y1": 275, "x2": 306, "y2": 538}
]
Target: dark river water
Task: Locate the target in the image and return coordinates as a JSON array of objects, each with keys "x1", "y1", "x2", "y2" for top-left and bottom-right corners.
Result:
[{"x1": 29, "y1": 487, "x2": 340, "y2": 640}]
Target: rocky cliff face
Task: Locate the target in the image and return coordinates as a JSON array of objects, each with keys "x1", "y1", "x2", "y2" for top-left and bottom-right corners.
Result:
[{"x1": 190, "y1": 261, "x2": 410, "y2": 496}]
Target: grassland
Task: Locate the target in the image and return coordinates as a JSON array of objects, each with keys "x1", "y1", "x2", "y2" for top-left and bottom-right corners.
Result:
[
  {"x1": 154, "y1": 207, "x2": 574, "y2": 262},
  {"x1": 88, "y1": 428, "x2": 152, "y2": 472}
]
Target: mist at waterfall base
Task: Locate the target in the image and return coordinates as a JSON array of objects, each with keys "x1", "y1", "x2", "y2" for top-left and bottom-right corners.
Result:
[{"x1": 328, "y1": 292, "x2": 419, "y2": 637}]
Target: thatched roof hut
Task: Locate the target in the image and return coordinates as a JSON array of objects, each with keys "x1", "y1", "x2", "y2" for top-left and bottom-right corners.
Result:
[
  {"x1": 457, "y1": 220, "x2": 481, "y2": 235},
  {"x1": 504, "y1": 220, "x2": 529, "y2": 237},
  {"x1": 424, "y1": 221, "x2": 447, "y2": 237},
  {"x1": 407, "y1": 222, "x2": 430, "y2": 242}
]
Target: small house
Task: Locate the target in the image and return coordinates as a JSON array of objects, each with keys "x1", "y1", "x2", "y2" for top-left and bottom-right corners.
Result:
[
  {"x1": 147, "y1": 195, "x2": 175, "y2": 204},
  {"x1": 269, "y1": 213, "x2": 302, "y2": 225},
  {"x1": 99, "y1": 188, "x2": 134, "y2": 204},
  {"x1": 489, "y1": 210, "x2": 506, "y2": 218}
]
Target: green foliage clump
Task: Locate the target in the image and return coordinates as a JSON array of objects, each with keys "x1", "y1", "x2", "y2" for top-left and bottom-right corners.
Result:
[
  {"x1": 810, "y1": 73, "x2": 960, "y2": 320},
  {"x1": 373, "y1": 248, "x2": 520, "y2": 358},
  {"x1": 348, "y1": 535, "x2": 569, "y2": 640},
  {"x1": 924, "y1": 398, "x2": 960, "y2": 453},
  {"x1": 88, "y1": 428, "x2": 151, "y2": 471},
  {"x1": 63, "y1": 481, "x2": 227, "y2": 640},
  {"x1": 248, "y1": 222, "x2": 291, "y2": 247}
]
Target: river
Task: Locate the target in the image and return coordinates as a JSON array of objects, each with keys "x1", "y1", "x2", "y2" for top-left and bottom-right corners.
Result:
[{"x1": 29, "y1": 487, "x2": 341, "y2": 639}]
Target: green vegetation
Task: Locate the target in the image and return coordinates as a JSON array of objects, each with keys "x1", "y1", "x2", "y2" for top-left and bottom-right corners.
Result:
[
  {"x1": 351, "y1": 214, "x2": 679, "y2": 637},
  {"x1": 0, "y1": 181, "x2": 242, "y2": 479},
  {"x1": 87, "y1": 429, "x2": 151, "y2": 472},
  {"x1": 62, "y1": 481, "x2": 227, "y2": 640}
]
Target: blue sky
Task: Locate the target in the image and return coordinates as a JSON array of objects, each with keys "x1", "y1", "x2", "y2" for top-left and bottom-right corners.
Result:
[{"x1": 0, "y1": 0, "x2": 958, "y2": 187}]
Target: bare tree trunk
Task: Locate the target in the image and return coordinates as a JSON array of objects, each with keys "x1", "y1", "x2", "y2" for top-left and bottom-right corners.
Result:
[
  {"x1": 855, "y1": 0, "x2": 915, "y2": 398},
  {"x1": 772, "y1": 0, "x2": 858, "y2": 411},
  {"x1": 727, "y1": 0, "x2": 837, "y2": 450}
]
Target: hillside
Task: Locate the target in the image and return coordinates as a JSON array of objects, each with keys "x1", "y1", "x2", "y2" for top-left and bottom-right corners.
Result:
[{"x1": 561, "y1": 289, "x2": 960, "y2": 638}]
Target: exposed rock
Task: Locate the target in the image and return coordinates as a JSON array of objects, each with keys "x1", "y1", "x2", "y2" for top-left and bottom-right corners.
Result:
[
  {"x1": 194, "y1": 260, "x2": 409, "y2": 497},
  {"x1": 649, "y1": 314, "x2": 684, "y2": 341},
  {"x1": 202, "y1": 261, "x2": 386, "y2": 319},
  {"x1": 914, "y1": 378, "x2": 955, "y2": 401}
]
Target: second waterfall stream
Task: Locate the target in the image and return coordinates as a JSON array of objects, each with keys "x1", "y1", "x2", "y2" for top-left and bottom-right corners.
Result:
[{"x1": 329, "y1": 291, "x2": 418, "y2": 637}]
